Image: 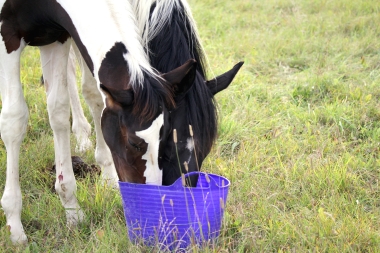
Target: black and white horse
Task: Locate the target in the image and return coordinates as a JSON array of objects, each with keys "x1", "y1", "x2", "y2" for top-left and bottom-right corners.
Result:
[
  {"x1": 134, "y1": 0, "x2": 243, "y2": 186},
  {"x1": 0, "y1": 0, "x2": 198, "y2": 244}
]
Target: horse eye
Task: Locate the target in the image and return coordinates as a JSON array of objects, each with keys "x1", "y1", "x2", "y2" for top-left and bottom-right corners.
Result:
[{"x1": 128, "y1": 138, "x2": 142, "y2": 152}]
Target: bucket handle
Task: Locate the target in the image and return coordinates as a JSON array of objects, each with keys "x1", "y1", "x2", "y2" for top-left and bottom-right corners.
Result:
[{"x1": 170, "y1": 171, "x2": 229, "y2": 190}]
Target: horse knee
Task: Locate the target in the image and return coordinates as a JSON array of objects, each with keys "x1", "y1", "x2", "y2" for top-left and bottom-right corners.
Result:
[
  {"x1": 0, "y1": 105, "x2": 29, "y2": 145},
  {"x1": 48, "y1": 106, "x2": 70, "y2": 132},
  {"x1": 1, "y1": 189, "x2": 22, "y2": 217}
]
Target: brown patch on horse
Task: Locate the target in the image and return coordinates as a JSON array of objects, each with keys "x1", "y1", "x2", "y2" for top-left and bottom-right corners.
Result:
[
  {"x1": 98, "y1": 42, "x2": 131, "y2": 90},
  {"x1": 99, "y1": 42, "x2": 176, "y2": 122}
]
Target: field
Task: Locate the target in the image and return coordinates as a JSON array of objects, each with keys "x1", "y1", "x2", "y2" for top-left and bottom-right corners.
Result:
[{"x1": 1, "y1": 0, "x2": 380, "y2": 252}]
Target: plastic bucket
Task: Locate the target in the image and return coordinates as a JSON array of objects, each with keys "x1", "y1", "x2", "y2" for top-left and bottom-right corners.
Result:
[{"x1": 118, "y1": 172, "x2": 230, "y2": 250}]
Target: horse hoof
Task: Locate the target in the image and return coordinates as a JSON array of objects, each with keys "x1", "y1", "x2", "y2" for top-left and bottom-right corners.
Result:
[
  {"x1": 11, "y1": 234, "x2": 28, "y2": 245},
  {"x1": 9, "y1": 225, "x2": 28, "y2": 245}
]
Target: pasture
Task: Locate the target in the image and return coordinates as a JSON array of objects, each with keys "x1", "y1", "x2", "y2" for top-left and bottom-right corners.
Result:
[{"x1": 1, "y1": 0, "x2": 380, "y2": 251}]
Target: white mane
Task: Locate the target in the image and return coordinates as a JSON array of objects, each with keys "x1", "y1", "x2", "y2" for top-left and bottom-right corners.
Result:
[{"x1": 129, "y1": 0, "x2": 204, "y2": 55}]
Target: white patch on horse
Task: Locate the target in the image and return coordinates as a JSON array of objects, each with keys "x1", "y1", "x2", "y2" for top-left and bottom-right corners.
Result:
[
  {"x1": 136, "y1": 113, "x2": 164, "y2": 185},
  {"x1": 56, "y1": 0, "x2": 156, "y2": 88},
  {"x1": 186, "y1": 137, "x2": 194, "y2": 152},
  {"x1": 186, "y1": 137, "x2": 194, "y2": 164}
]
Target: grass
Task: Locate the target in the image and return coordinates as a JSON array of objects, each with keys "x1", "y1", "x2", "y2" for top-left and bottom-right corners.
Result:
[{"x1": 1, "y1": 0, "x2": 380, "y2": 251}]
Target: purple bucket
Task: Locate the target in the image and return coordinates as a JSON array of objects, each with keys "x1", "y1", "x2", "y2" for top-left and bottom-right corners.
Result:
[{"x1": 118, "y1": 172, "x2": 230, "y2": 250}]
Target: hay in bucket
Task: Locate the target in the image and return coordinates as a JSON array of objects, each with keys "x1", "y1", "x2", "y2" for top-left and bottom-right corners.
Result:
[{"x1": 118, "y1": 172, "x2": 230, "y2": 251}]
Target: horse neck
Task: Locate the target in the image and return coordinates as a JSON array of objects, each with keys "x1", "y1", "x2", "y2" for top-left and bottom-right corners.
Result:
[
  {"x1": 134, "y1": 0, "x2": 216, "y2": 154},
  {"x1": 58, "y1": 0, "x2": 153, "y2": 86}
]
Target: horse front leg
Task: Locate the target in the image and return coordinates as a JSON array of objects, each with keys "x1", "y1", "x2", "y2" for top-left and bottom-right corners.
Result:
[
  {"x1": 0, "y1": 39, "x2": 28, "y2": 244},
  {"x1": 40, "y1": 39, "x2": 84, "y2": 226},
  {"x1": 72, "y1": 43, "x2": 118, "y2": 187}
]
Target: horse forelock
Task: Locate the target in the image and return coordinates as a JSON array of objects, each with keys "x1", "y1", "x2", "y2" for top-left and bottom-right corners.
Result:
[{"x1": 132, "y1": 73, "x2": 175, "y2": 122}]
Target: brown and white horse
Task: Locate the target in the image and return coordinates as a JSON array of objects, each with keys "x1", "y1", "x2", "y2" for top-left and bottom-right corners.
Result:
[{"x1": 0, "y1": 0, "x2": 196, "y2": 243}]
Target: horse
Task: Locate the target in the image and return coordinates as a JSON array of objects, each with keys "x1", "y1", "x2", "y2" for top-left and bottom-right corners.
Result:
[
  {"x1": 67, "y1": 0, "x2": 244, "y2": 186},
  {"x1": 0, "y1": 0, "x2": 197, "y2": 244}
]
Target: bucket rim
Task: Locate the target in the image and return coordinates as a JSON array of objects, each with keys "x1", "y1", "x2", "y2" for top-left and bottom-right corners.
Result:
[{"x1": 118, "y1": 172, "x2": 230, "y2": 189}]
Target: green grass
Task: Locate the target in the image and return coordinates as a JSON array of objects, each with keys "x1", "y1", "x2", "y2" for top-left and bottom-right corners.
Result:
[{"x1": 1, "y1": 0, "x2": 380, "y2": 251}]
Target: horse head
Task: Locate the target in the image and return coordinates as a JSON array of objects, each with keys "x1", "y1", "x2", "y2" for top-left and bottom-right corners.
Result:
[
  {"x1": 160, "y1": 61, "x2": 244, "y2": 186},
  {"x1": 100, "y1": 59, "x2": 196, "y2": 185}
]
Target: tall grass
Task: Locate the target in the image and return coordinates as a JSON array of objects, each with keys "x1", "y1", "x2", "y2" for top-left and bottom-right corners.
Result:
[{"x1": 1, "y1": 0, "x2": 380, "y2": 251}]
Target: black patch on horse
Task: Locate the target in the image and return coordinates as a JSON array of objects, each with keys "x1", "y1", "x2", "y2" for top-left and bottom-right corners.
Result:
[{"x1": 0, "y1": 0, "x2": 94, "y2": 73}]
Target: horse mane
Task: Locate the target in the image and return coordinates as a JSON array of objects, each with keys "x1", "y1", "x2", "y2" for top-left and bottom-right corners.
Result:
[{"x1": 131, "y1": 0, "x2": 217, "y2": 155}]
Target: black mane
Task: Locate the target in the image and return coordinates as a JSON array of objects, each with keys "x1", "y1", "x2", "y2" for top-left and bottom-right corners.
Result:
[
  {"x1": 148, "y1": 1, "x2": 217, "y2": 156},
  {"x1": 148, "y1": 2, "x2": 207, "y2": 77}
]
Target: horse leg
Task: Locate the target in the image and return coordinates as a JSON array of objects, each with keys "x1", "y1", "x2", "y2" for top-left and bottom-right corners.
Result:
[
  {"x1": 72, "y1": 43, "x2": 118, "y2": 187},
  {"x1": 66, "y1": 45, "x2": 92, "y2": 153},
  {"x1": 39, "y1": 40, "x2": 84, "y2": 226},
  {"x1": 0, "y1": 39, "x2": 28, "y2": 244}
]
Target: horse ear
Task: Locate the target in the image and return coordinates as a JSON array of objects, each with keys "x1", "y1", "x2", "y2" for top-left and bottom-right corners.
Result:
[
  {"x1": 162, "y1": 59, "x2": 197, "y2": 95},
  {"x1": 100, "y1": 84, "x2": 134, "y2": 109},
  {"x1": 206, "y1": 61, "x2": 244, "y2": 95}
]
